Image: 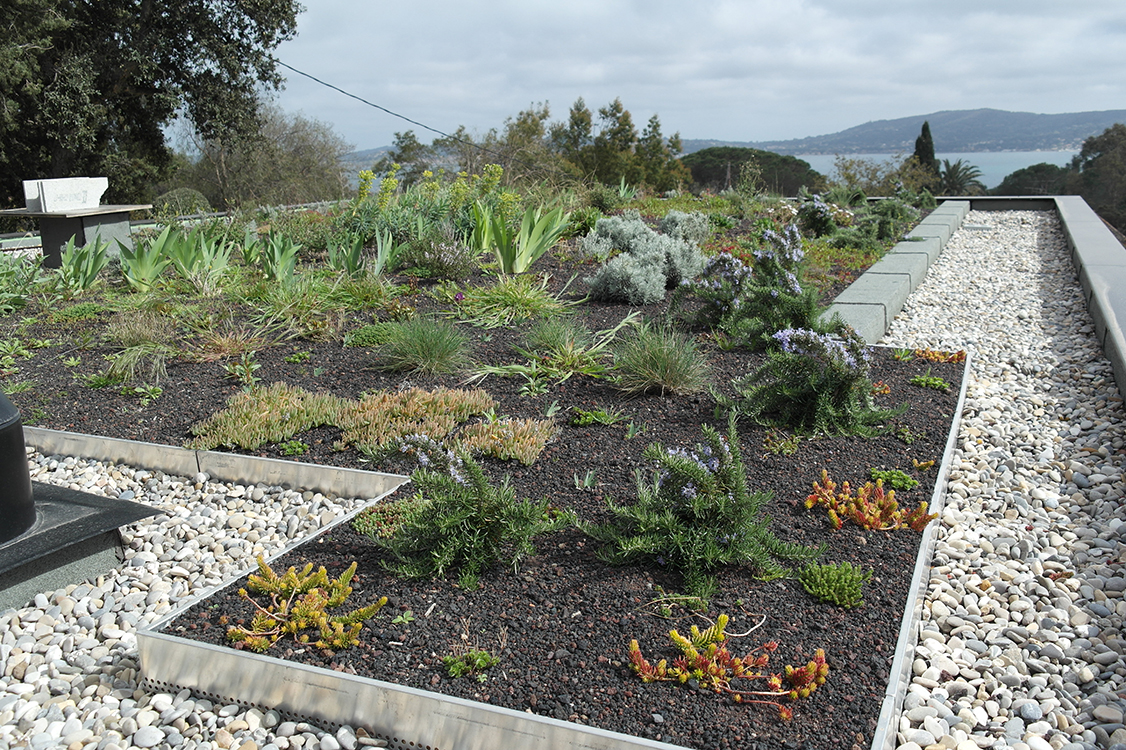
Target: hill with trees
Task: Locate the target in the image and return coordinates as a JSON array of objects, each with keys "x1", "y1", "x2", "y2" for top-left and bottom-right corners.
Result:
[
  {"x1": 683, "y1": 109, "x2": 1126, "y2": 155},
  {"x1": 679, "y1": 147, "x2": 824, "y2": 196}
]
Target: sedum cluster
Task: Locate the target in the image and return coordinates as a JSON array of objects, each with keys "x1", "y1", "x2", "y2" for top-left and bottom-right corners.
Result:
[
  {"x1": 226, "y1": 557, "x2": 386, "y2": 653},
  {"x1": 806, "y1": 469, "x2": 936, "y2": 532},
  {"x1": 627, "y1": 613, "x2": 830, "y2": 720},
  {"x1": 798, "y1": 561, "x2": 873, "y2": 608}
]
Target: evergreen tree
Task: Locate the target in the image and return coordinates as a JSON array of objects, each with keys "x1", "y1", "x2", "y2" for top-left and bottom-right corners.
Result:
[
  {"x1": 374, "y1": 131, "x2": 434, "y2": 186},
  {"x1": 992, "y1": 163, "x2": 1070, "y2": 196},
  {"x1": 635, "y1": 115, "x2": 691, "y2": 193},
  {"x1": 1067, "y1": 123, "x2": 1126, "y2": 234},
  {"x1": 681, "y1": 146, "x2": 825, "y2": 196},
  {"x1": 913, "y1": 121, "x2": 940, "y2": 183}
]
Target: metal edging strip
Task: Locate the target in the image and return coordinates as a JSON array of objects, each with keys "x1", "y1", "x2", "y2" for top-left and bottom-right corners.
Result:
[
  {"x1": 138, "y1": 483, "x2": 689, "y2": 750},
  {"x1": 22, "y1": 425, "x2": 408, "y2": 500},
  {"x1": 869, "y1": 350, "x2": 974, "y2": 750}
]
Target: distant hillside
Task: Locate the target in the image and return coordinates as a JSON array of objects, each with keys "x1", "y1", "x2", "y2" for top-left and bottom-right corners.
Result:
[
  {"x1": 341, "y1": 146, "x2": 390, "y2": 169},
  {"x1": 683, "y1": 109, "x2": 1126, "y2": 155}
]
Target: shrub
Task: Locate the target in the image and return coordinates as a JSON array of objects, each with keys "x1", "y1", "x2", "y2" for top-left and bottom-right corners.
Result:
[
  {"x1": 153, "y1": 187, "x2": 211, "y2": 216},
  {"x1": 721, "y1": 327, "x2": 904, "y2": 436},
  {"x1": 397, "y1": 222, "x2": 479, "y2": 280},
  {"x1": 658, "y1": 210, "x2": 711, "y2": 246},
  {"x1": 375, "y1": 316, "x2": 471, "y2": 375},
  {"x1": 588, "y1": 419, "x2": 823, "y2": 599},
  {"x1": 796, "y1": 194, "x2": 838, "y2": 237},
  {"x1": 585, "y1": 249, "x2": 667, "y2": 305},
  {"x1": 613, "y1": 321, "x2": 710, "y2": 396},
  {"x1": 371, "y1": 448, "x2": 576, "y2": 588},
  {"x1": 673, "y1": 223, "x2": 837, "y2": 350},
  {"x1": 583, "y1": 211, "x2": 705, "y2": 303}
]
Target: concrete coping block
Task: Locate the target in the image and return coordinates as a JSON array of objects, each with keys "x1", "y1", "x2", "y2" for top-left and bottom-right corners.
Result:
[
  {"x1": 1057, "y1": 198, "x2": 1126, "y2": 271},
  {"x1": 888, "y1": 236, "x2": 943, "y2": 264},
  {"x1": 23, "y1": 177, "x2": 108, "y2": 213},
  {"x1": 1080, "y1": 265, "x2": 1126, "y2": 349},
  {"x1": 864, "y1": 252, "x2": 931, "y2": 292},
  {"x1": 833, "y1": 272, "x2": 913, "y2": 321},
  {"x1": 821, "y1": 303, "x2": 887, "y2": 345},
  {"x1": 928, "y1": 200, "x2": 970, "y2": 219},
  {"x1": 905, "y1": 223, "x2": 953, "y2": 245}
]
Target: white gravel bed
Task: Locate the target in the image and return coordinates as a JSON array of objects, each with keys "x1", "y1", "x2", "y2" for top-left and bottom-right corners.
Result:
[
  {"x1": 1, "y1": 457, "x2": 380, "y2": 750},
  {"x1": 2, "y1": 207, "x2": 1124, "y2": 750},
  {"x1": 882, "y1": 210, "x2": 1126, "y2": 750}
]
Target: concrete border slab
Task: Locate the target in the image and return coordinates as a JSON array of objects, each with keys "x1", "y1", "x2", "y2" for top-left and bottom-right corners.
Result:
[{"x1": 865, "y1": 252, "x2": 932, "y2": 291}]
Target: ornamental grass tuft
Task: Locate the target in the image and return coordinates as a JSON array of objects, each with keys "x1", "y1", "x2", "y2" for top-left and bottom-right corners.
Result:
[
  {"x1": 612, "y1": 321, "x2": 710, "y2": 397},
  {"x1": 374, "y1": 316, "x2": 472, "y2": 375}
]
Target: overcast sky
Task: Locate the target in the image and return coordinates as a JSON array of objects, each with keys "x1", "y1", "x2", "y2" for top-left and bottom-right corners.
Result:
[{"x1": 269, "y1": 1, "x2": 1126, "y2": 153}]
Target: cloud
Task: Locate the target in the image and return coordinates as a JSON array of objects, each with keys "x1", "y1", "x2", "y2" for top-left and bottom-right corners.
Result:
[{"x1": 271, "y1": 0, "x2": 1126, "y2": 149}]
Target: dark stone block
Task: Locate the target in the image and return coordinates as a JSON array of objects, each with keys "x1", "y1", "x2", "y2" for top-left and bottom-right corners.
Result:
[
  {"x1": 0, "y1": 394, "x2": 34, "y2": 544},
  {"x1": 0, "y1": 482, "x2": 154, "y2": 610}
]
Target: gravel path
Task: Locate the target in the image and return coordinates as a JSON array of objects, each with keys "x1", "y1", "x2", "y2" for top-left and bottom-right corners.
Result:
[
  {"x1": 882, "y1": 210, "x2": 1125, "y2": 750},
  {"x1": 2, "y1": 208, "x2": 1124, "y2": 750}
]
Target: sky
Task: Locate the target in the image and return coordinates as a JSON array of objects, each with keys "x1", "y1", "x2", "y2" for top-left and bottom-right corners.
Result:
[{"x1": 268, "y1": 0, "x2": 1126, "y2": 154}]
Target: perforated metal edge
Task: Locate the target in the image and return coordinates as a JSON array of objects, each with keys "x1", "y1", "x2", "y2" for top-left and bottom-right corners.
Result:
[
  {"x1": 138, "y1": 631, "x2": 690, "y2": 750},
  {"x1": 870, "y1": 351, "x2": 973, "y2": 750},
  {"x1": 139, "y1": 485, "x2": 689, "y2": 750}
]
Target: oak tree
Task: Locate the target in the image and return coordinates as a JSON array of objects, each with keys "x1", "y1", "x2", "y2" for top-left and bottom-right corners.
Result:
[{"x1": 0, "y1": 0, "x2": 302, "y2": 206}]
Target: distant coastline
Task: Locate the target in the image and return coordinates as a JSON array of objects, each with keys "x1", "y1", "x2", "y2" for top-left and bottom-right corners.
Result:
[{"x1": 792, "y1": 151, "x2": 1077, "y2": 190}]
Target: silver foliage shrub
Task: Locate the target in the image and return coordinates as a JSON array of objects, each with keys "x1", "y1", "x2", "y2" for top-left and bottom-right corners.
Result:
[
  {"x1": 585, "y1": 249, "x2": 667, "y2": 305},
  {"x1": 583, "y1": 211, "x2": 705, "y2": 304},
  {"x1": 659, "y1": 210, "x2": 710, "y2": 247}
]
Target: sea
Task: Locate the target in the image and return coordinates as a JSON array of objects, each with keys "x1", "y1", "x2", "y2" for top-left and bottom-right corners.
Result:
[{"x1": 794, "y1": 151, "x2": 1078, "y2": 191}]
